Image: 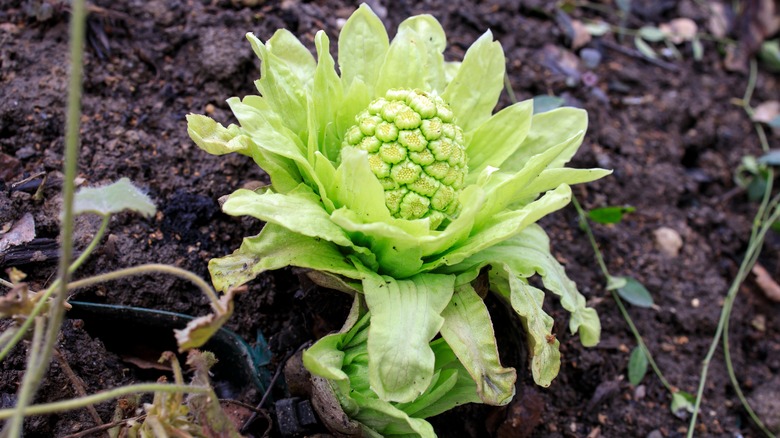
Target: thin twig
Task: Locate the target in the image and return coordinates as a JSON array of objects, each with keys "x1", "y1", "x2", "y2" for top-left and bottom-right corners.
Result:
[
  {"x1": 53, "y1": 348, "x2": 106, "y2": 434},
  {"x1": 600, "y1": 39, "x2": 681, "y2": 71},
  {"x1": 62, "y1": 414, "x2": 146, "y2": 438}
]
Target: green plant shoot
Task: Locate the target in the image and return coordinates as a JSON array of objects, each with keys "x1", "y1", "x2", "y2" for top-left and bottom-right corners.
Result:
[{"x1": 187, "y1": 4, "x2": 609, "y2": 435}]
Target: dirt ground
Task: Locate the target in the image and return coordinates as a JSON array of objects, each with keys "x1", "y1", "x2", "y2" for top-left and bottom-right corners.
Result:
[{"x1": 1, "y1": 0, "x2": 779, "y2": 436}]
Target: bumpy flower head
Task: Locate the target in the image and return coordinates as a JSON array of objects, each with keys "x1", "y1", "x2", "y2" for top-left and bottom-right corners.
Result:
[{"x1": 342, "y1": 89, "x2": 467, "y2": 228}]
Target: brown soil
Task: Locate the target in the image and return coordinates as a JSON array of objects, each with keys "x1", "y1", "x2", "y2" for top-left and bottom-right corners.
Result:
[{"x1": 1, "y1": 0, "x2": 779, "y2": 437}]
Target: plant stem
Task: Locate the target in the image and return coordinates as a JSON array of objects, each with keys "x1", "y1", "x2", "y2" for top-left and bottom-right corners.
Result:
[
  {"x1": 0, "y1": 384, "x2": 210, "y2": 420},
  {"x1": 67, "y1": 264, "x2": 224, "y2": 312},
  {"x1": 5, "y1": 0, "x2": 86, "y2": 435},
  {"x1": 687, "y1": 58, "x2": 777, "y2": 438},
  {"x1": 0, "y1": 214, "x2": 110, "y2": 364},
  {"x1": 571, "y1": 196, "x2": 674, "y2": 393}
]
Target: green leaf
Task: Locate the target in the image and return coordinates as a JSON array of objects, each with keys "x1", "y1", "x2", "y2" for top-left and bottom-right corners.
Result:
[
  {"x1": 606, "y1": 275, "x2": 627, "y2": 291},
  {"x1": 362, "y1": 271, "x2": 455, "y2": 403},
  {"x1": 186, "y1": 114, "x2": 251, "y2": 156},
  {"x1": 338, "y1": 4, "x2": 389, "y2": 95},
  {"x1": 246, "y1": 33, "x2": 309, "y2": 137},
  {"x1": 395, "y1": 14, "x2": 448, "y2": 92},
  {"x1": 73, "y1": 178, "x2": 155, "y2": 218},
  {"x1": 587, "y1": 206, "x2": 635, "y2": 224},
  {"x1": 758, "y1": 39, "x2": 780, "y2": 71},
  {"x1": 532, "y1": 95, "x2": 564, "y2": 114},
  {"x1": 638, "y1": 26, "x2": 666, "y2": 42},
  {"x1": 671, "y1": 391, "x2": 696, "y2": 418},
  {"x1": 465, "y1": 99, "x2": 533, "y2": 178},
  {"x1": 439, "y1": 284, "x2": 516, "y2": 404},
  {"x1": 265, "y1": 28, "x2": 317, "y2": 89},
  {"x1": 429, "y1": 185, "x2": 574, "y2": 271},
  {"x1": 208, "y1": 223, "x2": 366, "y2": 292},
  {"x1": 439, "y1": 223, "x2": 601, "y2": 348},
  {"x1": 627, "y1": 346, "x2": 648, "y2": 385},
  {"x1": 375, "y1": 16, "x2": 433, "y2": 96},
  {"x1": 442, "y1": 31, "x2": 505, "y2": 133},
  {"x1": 501, "y1": 107, "x2": 588, "y2": 174},
  {"x1": 313, "y1": 31, "x2": 345, "y2": 162},
  {"x1": 617, "y1": 277, "x2": 654, "y2": 308},
  {"x1": 221, "y1": 185, "x2": 368, "y2": 255},
  {"x1": 634, "y1": 35, "x2": 658, "y2": 59}
]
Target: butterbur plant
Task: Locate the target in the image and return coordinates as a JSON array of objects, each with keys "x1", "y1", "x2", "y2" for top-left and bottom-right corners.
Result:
[{"x1": 187, "y1": 4, "x2": 609, "y2": 435}]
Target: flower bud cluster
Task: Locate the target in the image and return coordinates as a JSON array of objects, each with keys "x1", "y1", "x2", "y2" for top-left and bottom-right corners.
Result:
[{"x1": 342, "y1": 89, "x2": 468, "y2": 228}]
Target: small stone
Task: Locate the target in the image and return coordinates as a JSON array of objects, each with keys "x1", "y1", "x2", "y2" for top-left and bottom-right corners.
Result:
[
  {"x1": 646, "y1": 430, "x2": 663, "y2": 438},
  {"x1": 581, "y1": 48, "x2": 602, "y2": 69},
  {"x1": 634, "y1": 385, "x2": 646, "y2": 400},
  {"x1": 654, "y1": 226, "x2": 683, "y2": 257}
]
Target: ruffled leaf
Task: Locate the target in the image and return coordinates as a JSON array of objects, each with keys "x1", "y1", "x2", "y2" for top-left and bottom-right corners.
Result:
[
  {"x1": 442, "y1": 31, "x2": 505, "y2": 133},
  {"x1": 439, "y1": 284, "x2": 516, "y2": 404},
  {"x1": 221, "y1": 185, "x2": 369, "y2": 256},
  {"x1": 426, "y1": 184, "x2": 573, "y2": 270},
  {"x1": 465, "y1": 99, "x2": 533, "y2": 181},
  {"x1": 490, "y1": 269, "x2": 561, "y2": 386},
  {"x1": 313, "y1": 31, "x2": 345, "y2": 162},
  {"x1": 362, "y1": 271, "x2": 455, "y2": 403},
  {"x1": 73, "y1": 178, "x2": 155, "y2": 218},
  {"x1": 265, "y1": 29, "x2": 317, "y2": 90},
  {"x1": 247, "y1": 32, "x2": 309, "y2": 137},
  {"x1": 502, "y1": 107, "x2": 588, "y2": 173},
  {"x1": 208, "y1": 223, "x2": 366, "y2": 292},
  {"x1": 338, "y1": 4, "x2": 389, "y2": 95}
]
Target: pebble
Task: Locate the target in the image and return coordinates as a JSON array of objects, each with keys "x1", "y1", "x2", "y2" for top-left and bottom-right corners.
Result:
[
  {"x1": 654, "y1": 227, "x2": 683, "y2": 257},
  {"x1": 581, "y1": 48, "x2": 602, "y2": 69},
  {"x1": 634, "y1": 384, "x2": 646, "y2": 400},
  {"x1": 646, "y1": 430, "x2": 663, "y2": 438}
]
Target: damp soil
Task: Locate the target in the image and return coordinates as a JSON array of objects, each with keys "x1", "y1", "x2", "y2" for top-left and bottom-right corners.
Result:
[{"x1": 1, "y1": 0, "x2": 779, "y2": 437}]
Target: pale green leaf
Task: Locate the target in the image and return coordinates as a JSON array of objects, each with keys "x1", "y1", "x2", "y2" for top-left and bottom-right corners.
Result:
[
  {"x1": 247, "y1": 32, "x2": 309, "y2": 137},
  {"x1": 221, "y1": 185, "x2": 368, "y2": 254},
  {"x1": 304, "y1": 303, "x2": 371, "y2": 381},
  {"x1": 437, "y1": 223, "x2": 601, "y2": 348},
  {"x1": 584, "y1": 21, "x2": 610, "y2": 36},
  {"x1": 363, "y1": 271, "x2": 455, "y2": 403},
  {"x1": 442, "y1": 31, "x2": 505, "y2": 133},
  {"x1": 628, "y1": 346, "x2": 648, "y2": 385},
  {"x1": 350, "y1": 392, "x2": 436, "y2": 437},
  {"x1": 208, "y1": 223, "x2": 366, "y2": 292},
  {"x1": 440, "y1": 284, "x2": 516, "y2": 404},
  {"x1": 465, "y1": 99, "x2": 533, "y2": 179},
  {"x1": 331, "y1": 148, "x2": 392, "y2": 223},
  {"x1": 265, "y1": 28, "x2": 317, "y2": 89},
  {"x1": 496, "y1": 271, "x2": 561, "y2": 386},
  {"x1": 502, "y1": 107, "x2": 588, "y2": 173},
  {"x1": 671, "y1": 391, "x2": 695, "y2": 418},
  {"x1": 513, "y1": 168, "x2": 612, "y2": 203},
  {"x1": 338, "y1": 4, "x2": 389, "y2": 95},
  {"x1": 375, "y1": 18, "x2": 429, "y2": 95},
  {"x1": 634, "y1": 34, "x2": 658, "y2": 59},
  {"x1": 73, "y1": 178, "x2": 155, "y2": 218},
  {"x1": 313, "y1": 31, "x2": 345, "y2": 162},
  {"x1": 638, "y1": 26, "x2": 665, "y2": 42},
  {"x1": 395, "y1": 14, "x2": 448, "y2": 92},
  {"x1": 186, "y1": 114, "x2": 251, "y2": 156},
  {"x1": 427, "y1": 184, "x2": 573, "y2": 271},
  {"x1": 476, "y1": 131, "x2": 585, "y2": 221}
]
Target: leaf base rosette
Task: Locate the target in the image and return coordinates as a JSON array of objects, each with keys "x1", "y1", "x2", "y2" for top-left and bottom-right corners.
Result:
[{"x1": 187, "y1": 4, "x2": 610, "y2": 437}]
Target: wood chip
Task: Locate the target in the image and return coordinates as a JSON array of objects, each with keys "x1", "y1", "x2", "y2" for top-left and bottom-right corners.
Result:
[{"x1": 752, "y1": 263, "x2": 780, "y2": 302}]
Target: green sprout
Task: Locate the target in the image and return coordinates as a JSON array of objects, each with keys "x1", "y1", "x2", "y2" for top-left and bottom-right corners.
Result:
[{"x1": 187, "y1": 4, "x2": 610, "y2": 435}]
